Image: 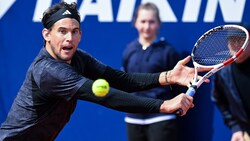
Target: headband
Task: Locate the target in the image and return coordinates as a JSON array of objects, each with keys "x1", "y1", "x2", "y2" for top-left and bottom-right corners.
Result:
[{"x1": 43, "y1": 7, "x2": 80, "y2": 29}]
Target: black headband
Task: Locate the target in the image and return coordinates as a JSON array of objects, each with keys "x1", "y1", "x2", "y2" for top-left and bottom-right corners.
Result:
[{"x1": 43, "y1": 7, "x2": 80, "y2": 29}]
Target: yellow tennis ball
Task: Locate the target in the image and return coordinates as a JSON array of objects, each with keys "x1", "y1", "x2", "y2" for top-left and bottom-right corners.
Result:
[{"x1": 92, "y1": 79, "x2": 110, "y2": 97}]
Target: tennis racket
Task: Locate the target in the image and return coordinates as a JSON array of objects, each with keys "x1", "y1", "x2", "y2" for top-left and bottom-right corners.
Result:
[{"x1": 176, "y1": 24, "x2": 249, "y2": 116}]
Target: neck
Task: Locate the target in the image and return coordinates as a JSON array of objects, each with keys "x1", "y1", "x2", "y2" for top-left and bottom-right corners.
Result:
[
  {"x1": 45, "y1": 44, "x2": 71, "y2": 64},
  {"x1": 139, "y1": 37, "x2": 156, "y2": 49}
]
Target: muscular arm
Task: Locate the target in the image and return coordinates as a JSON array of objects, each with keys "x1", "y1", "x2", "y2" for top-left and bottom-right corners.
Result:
[
  {"x1": 79, "y1": 50, "x2": 160, "y2": 93},
  {"x1": 100, "y1": 66, "x2": 160, "y2": 93},
  {"x1": 76, "y1": 79, "x2": 164, "y2": 113}
]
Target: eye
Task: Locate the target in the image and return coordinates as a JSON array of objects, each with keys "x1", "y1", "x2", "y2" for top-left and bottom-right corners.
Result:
[
  {"x1": 72, "y1": 29, "x2": 80, "y2": 34},
  {"x1": 59, "y1": 29, "x2": 67, "y2": 34},
  {"x1": 149, "y1": 20, "x2": 156, "y2": 24}
]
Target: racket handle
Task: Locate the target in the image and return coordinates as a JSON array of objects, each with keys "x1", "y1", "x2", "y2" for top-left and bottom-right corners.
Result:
[
  {"x1": 175, "y1": 86, "x2": 196, "y2": 116},
  {"x1": 185, "y1": 86, "x2": 196, "y2": 96}
]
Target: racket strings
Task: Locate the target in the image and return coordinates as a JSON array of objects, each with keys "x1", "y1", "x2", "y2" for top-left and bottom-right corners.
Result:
[{"x1": 193, "y1": 28, "x2": 246, "y2": 66}]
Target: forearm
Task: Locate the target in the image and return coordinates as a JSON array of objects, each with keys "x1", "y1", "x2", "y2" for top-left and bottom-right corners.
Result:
[
  {"x1": 76, "y1": 80, "x2": 164, "y2": 113},
  {"x1": 99, "y1": 88, "x2": 164, "y2": 113},
  {"x1": 101, "y1": 66, "x2": 160, "y2": 92}
]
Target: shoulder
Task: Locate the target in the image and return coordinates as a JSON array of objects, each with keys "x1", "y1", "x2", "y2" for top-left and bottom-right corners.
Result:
[
  {"x1": 217, "y1": 66, "x2": 232, "y2": 76},
  {"x1": 37, "y1": 59, "x2": 71, "y2": 78},
  {"x1": 153, "y1": 38, "x2": 175, "y2": 51},
  {"x1": 74, "y1": 48, "x2": 92, "y2": 58},
  {"x1": 32, "y1": 48, "x2": 72, "y2": 72},
  {"x1": 73, "y1": 49, "x2": 99, "y2": 64},
  {"x1": 127, "y1": 39, "x2": 140, "y2": 46},
  {"x1": 125, "y1": 39, "x2": 140, "y2": 51},
  {"x1": 215, "y1": 66, "x2": 232, "y2": 83},
  {"x1": 155, "y1": 38, "x2": 179, "y2": 55},
  {"x1": 123, "y1": 39, "x2": 140, "y2": 57}
]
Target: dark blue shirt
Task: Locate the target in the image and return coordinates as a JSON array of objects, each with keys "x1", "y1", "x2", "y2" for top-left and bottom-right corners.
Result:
[
  {"x1": 212, "y1": 60, "x2": 250, "y2": 134},
  {"x1": 122, "y1": 38, "x2": 183, "y2": 120},
  {"x1": 0, "y1": 47, "x2": 164, "y2": 140},
  {"x1": 0, "y1": 48, "x2": 89, "y2": 140}
]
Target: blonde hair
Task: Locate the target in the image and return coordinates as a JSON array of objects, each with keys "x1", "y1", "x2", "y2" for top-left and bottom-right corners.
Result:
[{"x1": 133, "y1": 2, "x2": 161, "y2": 25}]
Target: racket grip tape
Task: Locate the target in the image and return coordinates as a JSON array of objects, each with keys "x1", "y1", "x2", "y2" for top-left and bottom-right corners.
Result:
[
  {"x1": 186, "y1": 86, "x2": 196, "y2": 96},
  {"x1": 175, "y1": 86, "x2": 196, "y2": 116}
]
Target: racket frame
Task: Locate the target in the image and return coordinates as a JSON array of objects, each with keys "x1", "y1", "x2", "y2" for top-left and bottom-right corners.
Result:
[{"x1": 176, "y1": 24, "x2": 249, "y2": 115}]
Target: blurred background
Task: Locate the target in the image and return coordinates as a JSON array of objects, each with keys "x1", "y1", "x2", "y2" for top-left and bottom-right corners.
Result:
[{"x1": 0, "y1": 0, "x2": 249, "y2": 140}]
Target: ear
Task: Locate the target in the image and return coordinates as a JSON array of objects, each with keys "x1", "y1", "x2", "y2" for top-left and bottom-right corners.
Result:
[{"x1": 42, "y1": 28, "x2": 50, "y2": 42}]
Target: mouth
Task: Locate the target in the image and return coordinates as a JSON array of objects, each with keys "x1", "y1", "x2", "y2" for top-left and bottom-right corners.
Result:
[{"x1": 62, "y1": 46, "x2": 73, "y2": 50}]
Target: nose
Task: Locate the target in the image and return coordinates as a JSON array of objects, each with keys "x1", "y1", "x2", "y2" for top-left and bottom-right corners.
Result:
[
  {"x1": 145, "y1": 22, "x2": 150, "y2": 29},
  {"x1": 66, "y1": 32, "x2": 73, "y2": 42}
]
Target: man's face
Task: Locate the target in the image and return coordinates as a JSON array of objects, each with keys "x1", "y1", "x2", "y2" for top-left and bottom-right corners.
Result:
[{"x1": 43, "y1": 18, "x2": 82, "y2": 63}]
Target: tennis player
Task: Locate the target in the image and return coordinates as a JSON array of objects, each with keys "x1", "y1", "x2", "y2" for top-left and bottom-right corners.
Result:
[{"x1": 0, "y1": 2, "x2": 206, "y2": 140}]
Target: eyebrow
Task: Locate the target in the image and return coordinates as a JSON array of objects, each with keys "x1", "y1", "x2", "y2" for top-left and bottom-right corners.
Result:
[{"x1": 57, "y1": 27, "x2": 80, "y2": 31}]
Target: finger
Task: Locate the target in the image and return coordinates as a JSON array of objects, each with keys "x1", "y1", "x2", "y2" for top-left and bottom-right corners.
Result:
[
  {"x1": 179, "y1": 56, "x2": 191, "y2": 65},
  {"x1": 197, "y1": 67, "x2": 212, "y2": 72},
  {"x1": 181, "y1": 104, "x2": 189, "y2": 116},
  {"x1": 204, "y1": 79, "x2": 210, "y2": 83},
  {"x1": 197, "y1": 76, "x2": 210, "y2": 83},
  {"x1": 187, "y1": 95, "x2": 194, "y2": 102},
  {"x1": 183, "y1": 96, "x2": 194, "y2": 109},
  {"x1": 190, "y1": 103, "x2": 195, "y2": 108},
  {"x1": 187, "y1": 80, "x2": 192, "y2": 87},
  {"x1": 179, "y1": 95, "x2": 191, "y2": 116}
]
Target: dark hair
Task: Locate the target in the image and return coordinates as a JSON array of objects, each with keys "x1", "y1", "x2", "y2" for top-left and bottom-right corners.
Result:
[
  {"x1": 41, "y1": 1, "x2": 80, "y2": 30},
  {"x1": 41, "y1": 2, "x2": 80, "y2": 45},
  {"x1": 133, "y1": 2, "x2": 161, "y2": 25}
]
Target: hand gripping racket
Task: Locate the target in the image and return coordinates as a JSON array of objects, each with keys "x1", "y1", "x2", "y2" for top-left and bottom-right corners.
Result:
[{"x1": 176, "y1": 24, "x2": 249, "y2": 116}]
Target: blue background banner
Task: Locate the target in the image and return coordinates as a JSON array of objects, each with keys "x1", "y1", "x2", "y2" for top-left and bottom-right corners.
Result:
[{"x1": 1, "y1": 0, "x2": 249, "y2": 140}]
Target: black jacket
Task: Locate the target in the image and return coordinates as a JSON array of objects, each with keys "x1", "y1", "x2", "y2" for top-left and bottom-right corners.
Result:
[{"x1": 211, "y1": 65, "x2": 250, "y2": 134}]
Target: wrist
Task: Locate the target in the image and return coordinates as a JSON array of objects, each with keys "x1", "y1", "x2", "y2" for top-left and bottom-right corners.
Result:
[{"x1": 165, "y1": 71, "x2": 171, "y2": 84}]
